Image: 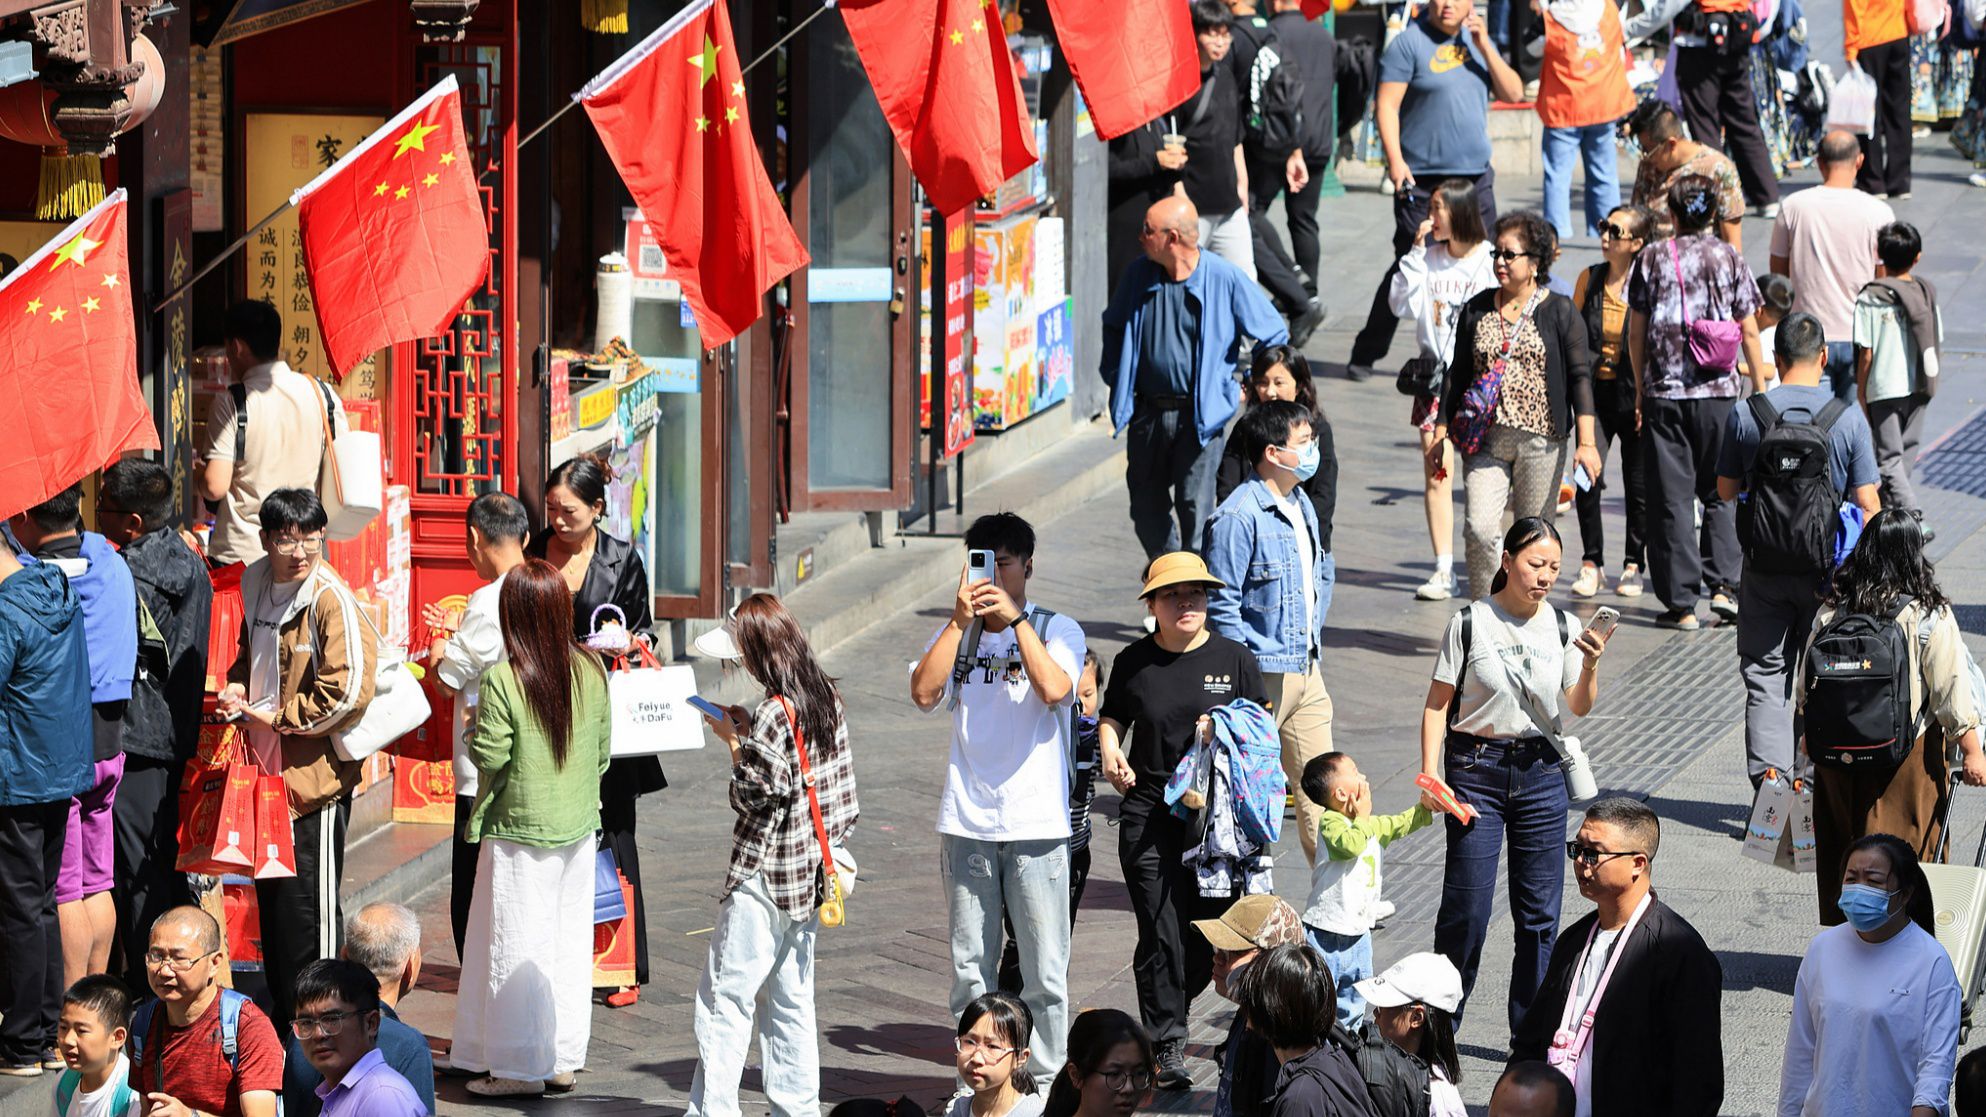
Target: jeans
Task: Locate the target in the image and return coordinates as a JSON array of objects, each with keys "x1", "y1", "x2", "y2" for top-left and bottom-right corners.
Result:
[
  {"x1": 1541, "y1": 123, "x2": 1620, "y2": 239},
  {"x1": 1119, "y1": 791, "x2": 1234, "y2": 1045},
  {"x1": 1463, "y1": 425, "x2": 1568, "y2": 600},
  {"x1": 1199, "y1": 208, "x2": 1258, "y2": 281},
  {"x1": 1869, "y1": 393, "x2": 1928, "y2": 514},
  {"x1": 942, "y1": 834, "x2": 1071, "y2": 1074},
  {"x1": 1304, "y1": 925, "x2": 1373, "y2": 1030},
  {"x1": 1737, "y1": 566, "x2": 1827, "y2": 785},
  {"x1": 1573, "y1": 376, "x2": 1646, "y2": 569},
  {"x1": 1126, "y1": 403, "x2": 1225, "y2": 560},
  {"x1": 1823, "y1": 341, "x2": 1858, "y2": 402},
  {"x1": 998, "y1": 844, "x2": 1092, "y2": 995},
  {"x1": 1434, "y1": 737, "x2": 1569, "y2": 1033},
  {"x1": 1643, "y1": 396, "x2": 1742, "y2": 613},
  {"x1": 1352, "y1": 168, "x2": 1500, "y2": 370},
  {"x1": 688, "y1": 874, "x2": 820, "y2": 1117}
]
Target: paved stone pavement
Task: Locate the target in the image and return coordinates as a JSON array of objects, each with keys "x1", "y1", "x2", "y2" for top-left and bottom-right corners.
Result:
[{"x1": 386, "y1": 113, "x2": 1986, "y2": 1111}]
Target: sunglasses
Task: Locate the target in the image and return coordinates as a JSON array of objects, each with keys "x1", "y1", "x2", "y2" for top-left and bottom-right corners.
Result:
[
  {"x1": 1488, "y1": 249, "x2": 1535, "y2": 264},
  {"x1": 1601, "y1": 223, "x2": 1639, "y2": 241},
  {"x1": 1566, "y1": 841, "x2": 1642, "y2": 866}
]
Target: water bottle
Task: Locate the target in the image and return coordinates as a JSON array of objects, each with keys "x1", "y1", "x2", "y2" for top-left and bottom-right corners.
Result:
[{"x1": 1558, "y1": 735, "x2": 1599, "y2": 802}]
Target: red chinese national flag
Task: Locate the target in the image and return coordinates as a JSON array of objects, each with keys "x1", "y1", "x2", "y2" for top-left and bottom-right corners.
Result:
[
  {"x1": 578, "y1": 0, "x2": 808, "y2": 347},
  {"x1": 293, "y1": 76, "x2": 491, "y2": 378},
  {"x1": 1045, "y1": 0, "x2": 1200, "y2": 141},
  {"x1": 0, "y1": 190, "x2": 157, "y2": 520},
  {"x1": 839, "y1": 0, "x2": 1039, "y2": 216}
]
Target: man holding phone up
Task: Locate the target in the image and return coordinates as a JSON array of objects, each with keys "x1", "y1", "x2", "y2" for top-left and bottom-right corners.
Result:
[{"x1": 910, "y1": 513, "x2": 1087, "y2": 1077}]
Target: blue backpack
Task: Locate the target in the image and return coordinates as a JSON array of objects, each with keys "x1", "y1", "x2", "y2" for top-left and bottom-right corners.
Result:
[
  {"x1": 55, "y1": 1068, "x2": 138, "y2": 1116},
  {"x1": 129, "y1": 988, "x2": 249, "y2": 1079}
]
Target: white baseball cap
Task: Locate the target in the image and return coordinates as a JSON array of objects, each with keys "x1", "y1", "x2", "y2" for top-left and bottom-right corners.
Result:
[
  {"x1": 692, "y1": 605, "x2": 743, "y2": 661},
  {"x1": 1354, "y1": 952, "x2": 1464, "y2": 1014}
]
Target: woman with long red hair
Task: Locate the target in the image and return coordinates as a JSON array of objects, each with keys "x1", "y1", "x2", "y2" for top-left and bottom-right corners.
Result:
[
  {"x1": 689, "y1": 593, "x2": 860, "y2": 1115},
  {"x1": 450, "y1": 559, "x2": 613, "y2": 1098}
]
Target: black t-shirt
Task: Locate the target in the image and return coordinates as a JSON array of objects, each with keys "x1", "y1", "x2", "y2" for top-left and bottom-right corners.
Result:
[
  {"x1": 1177, "y1": 63, "x2": 1243, "y2": 218},
  {"x1": 1101, "y1": 632, "x2": 1268, "y2": 789}
]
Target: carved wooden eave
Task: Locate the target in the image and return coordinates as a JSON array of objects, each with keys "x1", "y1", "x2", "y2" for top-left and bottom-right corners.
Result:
[
  {"x1": 409, "y1": 0, "x2": 477, "y2": 42},
  {"x1": 0, "y1": 0, "x2": 154, "y2": 155}
]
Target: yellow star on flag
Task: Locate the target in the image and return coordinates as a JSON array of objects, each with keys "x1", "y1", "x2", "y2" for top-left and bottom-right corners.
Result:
[
  {"x1": 725, "y1": 105, "x2": 740, "y2": 124},
  {"x1": 373, "y1": 182, "x2": 390, "y2": 197},
  {"x1": 100, "y1": 273, "x2": 119, "y2": 288},
  {"x1": 50, "y1": 233, "x2": 101, "y2": 270},
  {"x1": 972, "y1": 17, "x2": 985, "y2": 31},
  {"x1": 395, "y1": 185, "x2": 411, "y2": 199},
  {"x1": 689, "y1": 34, "x2": 722, "y2": 87},
  {"x1": 439, "y1": 152, "x2": 456, "y2": 166},
  {"x1": 82, "y1": 296, "x2": 100, "y2": 313},
  {"x1": 393, "y1": 120, "x2": 440, "y2": 158},
  {"x1": 422, "y1": 172, "x2": 440, "y2": 187},
  {"x1": 47, "y1": 306, "x2": 67, "y2": 322},
  {"x1": 24, "y1": 297, "x2": 41, "y2": 315},
  {"x1": 949, "y1": 28, "x2": 964, "y2": 44},
  {"x1": 695, "y1": 116, "x2": 710, "y2": 132}
]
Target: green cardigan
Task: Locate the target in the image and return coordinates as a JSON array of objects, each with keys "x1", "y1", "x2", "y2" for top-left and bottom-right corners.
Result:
[{"x1": 466, "y1": 659, "x2": 613, "y2": 847}]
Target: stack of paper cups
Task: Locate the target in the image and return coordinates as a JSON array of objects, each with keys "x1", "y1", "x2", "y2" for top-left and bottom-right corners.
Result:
[{"x1": 595, "y1": 251, "x2": 632, "y2": 353}]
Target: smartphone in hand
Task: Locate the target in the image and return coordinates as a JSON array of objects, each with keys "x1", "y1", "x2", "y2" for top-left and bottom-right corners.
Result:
[
  {"x1": 1584, "y1": 606, "x2": 1621, "y2": 642},
  {"x1": 686, "y1": 695, "x2": 729, "y2": 721},
  {"x1": 967, "y1": 548, "x2": 996, "y2": 585}
]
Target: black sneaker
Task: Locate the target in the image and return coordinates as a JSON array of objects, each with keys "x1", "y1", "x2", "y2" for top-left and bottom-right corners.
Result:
[
  {"x1": 1155, "y1": 1038, "x2": 1192, "y2": 1090},
  {"x1": 1343, "y1": 363, "x2": 1373, "y2": 382},
  {"x1": 1288, "y1": 300, "x2": 1328, "y2": 349}
]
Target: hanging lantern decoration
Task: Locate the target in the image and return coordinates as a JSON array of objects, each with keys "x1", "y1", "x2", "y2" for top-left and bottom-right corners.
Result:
[
  {"x1": 0, "y1": 33, "x2": 164, "y2": 220},
  {"x1": 581, "y1": 0, "x2": 628, "y2": 34}
]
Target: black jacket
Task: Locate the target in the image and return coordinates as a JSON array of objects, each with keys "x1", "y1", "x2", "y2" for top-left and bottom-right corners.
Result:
[
  {"x1": 527, "y1": 526, "x2": 665, "y2": 796},
  {"x1": 1269, "y1": 10, "x2": 1339, "y2": 158},
  {"x1": 1215, "y1": 411, "x2": 1339, "y2": 553},
  {"x1": 1440, "y1": 289, "x2": 1595, "y2": 437},
  {"x1": 1509, "y1": 896, "x2": 1724, "y2": 1117},
  {"x1": 1273, "y1": 1043, "x2": 1379, "y2": 1117},
  {"x1": 1220, "y1": 1009, "x2": 1283, "y2": 1117},
  {"x1": 121, "y1": 528, "x2": 212, "y2": 763}
]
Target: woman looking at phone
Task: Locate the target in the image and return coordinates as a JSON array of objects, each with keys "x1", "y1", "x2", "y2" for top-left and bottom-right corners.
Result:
[{"x1": 1418, "y1": 518, "x2": 1611, "y2": 1029}]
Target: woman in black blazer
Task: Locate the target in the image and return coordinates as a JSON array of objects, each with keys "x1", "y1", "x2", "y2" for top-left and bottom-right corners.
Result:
[
  {"x1": 528, "y1": 453, "x2": 667, "y2": 1007},
  {"x1": 1429, "y1": 211, "x2": 1601, "y2": 600}
]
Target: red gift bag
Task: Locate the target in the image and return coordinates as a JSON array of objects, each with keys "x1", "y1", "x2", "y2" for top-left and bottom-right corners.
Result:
[
  {"x1": 221, "y1": 878, "x2": 264, "y2": 970},
  {"x1": 252, "y1": 775, "x2": 297, "y2": 879},
  {"x1": 591, "y1": 870, "x2": 637, "y2": 989},
  {"x1": 176, "y1": 764, "x2": 256, "y2": 874}
]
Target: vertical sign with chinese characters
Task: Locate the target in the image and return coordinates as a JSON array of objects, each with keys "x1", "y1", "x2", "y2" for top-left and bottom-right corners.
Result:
[
  {"x1": 242, "y1": 113, "x2": 383, "y2": 393},
  {"x1": 940, "y1": 208, "x2": 975, "y2": 460},
  {"x1": 159, "y1": 191, "x2": 193, "y2": 524}
]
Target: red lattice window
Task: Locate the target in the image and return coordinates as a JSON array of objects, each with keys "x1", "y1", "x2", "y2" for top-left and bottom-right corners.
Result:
[{"x1": 412, "y1": 44, "x2": 506, "y2": 496}]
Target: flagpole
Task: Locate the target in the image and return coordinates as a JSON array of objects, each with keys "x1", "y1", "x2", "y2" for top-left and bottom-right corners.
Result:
[{"x1": 151, "y1": 3, "x2": 835, "y2": 316}]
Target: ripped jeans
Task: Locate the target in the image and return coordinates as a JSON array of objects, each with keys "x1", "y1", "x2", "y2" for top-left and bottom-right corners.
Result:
[{"x1": 941, "y1": 834, "x2": 1071, "y2": 1075}]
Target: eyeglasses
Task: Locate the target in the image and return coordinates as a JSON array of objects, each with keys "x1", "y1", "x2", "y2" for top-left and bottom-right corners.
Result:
[
  {"x1": 1489, "y1": 249, "x2": 1535, "y2": 263},
  {"x1": 143, "y1": 949, "x2": 216, "y2": 973},
  {"x1": 268, "y1": 537, "x2": 324, "y2": 556},
  {"x1": 1098, "y1": 1067, "x2": 1156, "y2": 1093},
  {"x1": 955, "y1": 1036, "x2": 1016, "y2": 1060},
  {"x1": 291, "y1": 1011, "x2": 359, "y2": 1039},
  {"x1": 1566, "y1": 841, "x2": 1642, "y2": 866},
  {"x1": 1600, "y1": 223, "x2": 1638, "y2": 241}
]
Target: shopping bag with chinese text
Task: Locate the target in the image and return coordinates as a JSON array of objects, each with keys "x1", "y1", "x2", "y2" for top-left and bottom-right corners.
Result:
[
  {"x1": 177, "y1": 764, "x2": 256, "y2": 874},
  {"x1": 252, "y1": 774, "x2": 297, "y2": 879}
]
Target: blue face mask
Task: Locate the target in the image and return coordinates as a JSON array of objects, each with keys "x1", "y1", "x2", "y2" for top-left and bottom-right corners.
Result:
[
  {"x1": 1837, "y1": 882, "x2": 1897, "y2": 931},
  {"x1": 1281, "y1": 440, "x2": 1321, "y2": 483}
]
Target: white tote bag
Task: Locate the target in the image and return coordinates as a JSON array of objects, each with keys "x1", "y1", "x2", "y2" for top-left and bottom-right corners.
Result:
[
  {"x1": 1828, "y1": 64, "x2": 1878, "y2": 136},
  {"x1": 313, "y1": 381, "x2": 383, "y2": 541},
  {"x1": 328, "y1": 602, "x2": 432, "y2": 763},
  {"x1": 608, "y1": 647, "x2": 705, "y2": 756}
]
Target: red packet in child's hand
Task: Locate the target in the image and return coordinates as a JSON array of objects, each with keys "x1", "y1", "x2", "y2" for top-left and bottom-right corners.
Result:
[{"x1": 1417, "y1": 773, "x2": 1478, "y2": 825}]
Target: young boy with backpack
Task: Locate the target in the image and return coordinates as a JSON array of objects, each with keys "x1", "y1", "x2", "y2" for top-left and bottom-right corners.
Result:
[
  {"x1": 1715, "y1": 311, "x2": 1882, "y2": 791},
  {"x1": 1854, "y1": 220, "x2": 1942, "y2": 526},
  {"x1": 53, "y1": 977, "x2": 141, "y2": 1117}
]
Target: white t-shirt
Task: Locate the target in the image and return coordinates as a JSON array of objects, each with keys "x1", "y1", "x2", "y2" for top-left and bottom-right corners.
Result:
[
  {"x1": 1780, "y1": 922, "x2": 1961, "y2": 1116},
  {"x1": 1271, "y1": 487, "x2": 1317, "y2": 655},
  {"x1": 1768, "y1": 185, "x2": 1894, "y2": 343},
  {"x1": 434, "y1": 572, "x2": 510, "y2": 798},
  {"x1": 1432, "y1": 600, "x2": 1581, "y2": 739},
  {"x1": 53, "y1": 1055, "x2": 144, "y2": 1117},
  {"x1": 942, "y1": 1091, "x2": 1046, "y2": 1117},
  {"x1": 926, "y1": 606, "x2": 1087, "y2": 842},
  {"x1": 1389, "y1": 240, "x2": 1499, "y2": 369},
  {"x1": 245, "y1": 577, "x2": 304, "y2": 772},
  {"x1": 1429, "y1": 1065, "x2": 1467, "y2": 1117}
]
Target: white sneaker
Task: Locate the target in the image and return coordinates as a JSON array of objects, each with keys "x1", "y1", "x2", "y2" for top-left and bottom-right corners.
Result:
[
  {"x1": 1571, "y1": 564, "x2": 1603, "y2": 598},
  {"x1": 1969, "y1": 172, "x2": 1986, "y2": 188},
  {"x1": 1415, "y1": 568, "x2": 1456, "y2": 601},
  {"x1": 1374, "y1": 900, "x2": 1397, "y2": 921},
  {"x1": 1616, "y1": 564, "x2": 1645, "y2": 597}
]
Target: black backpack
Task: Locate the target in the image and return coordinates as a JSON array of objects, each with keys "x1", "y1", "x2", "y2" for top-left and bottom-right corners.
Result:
[
  {"x1": 1342, "y1": 1022, "x2": 1432, "y2": 1117},
  {"x1": 1244, "y1": 39, "x2": 1307, "y2": 159},
  {"x1": 1804, "y1": 596, "x2": 1920, "y2": 770},
  {"x1": 1736, "y1": 395, "x2": 1849, "y2": 575}
]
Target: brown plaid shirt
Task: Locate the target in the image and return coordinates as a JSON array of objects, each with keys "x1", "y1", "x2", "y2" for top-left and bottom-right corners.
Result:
[{"x1": 724, "y1": 694, "x2": 859, "y2": 921}]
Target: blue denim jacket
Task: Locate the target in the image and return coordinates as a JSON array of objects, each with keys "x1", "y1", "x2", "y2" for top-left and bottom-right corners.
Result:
[
  {"x1": 1205, "y1": 477, "x2": 1331, "y2": 675},
  {"x1": 1100, "y1": 252, "x2": 1290, "y2": 446}
]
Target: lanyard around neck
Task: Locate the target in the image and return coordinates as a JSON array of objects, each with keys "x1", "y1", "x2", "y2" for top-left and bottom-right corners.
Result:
[{"x1": 1554, "y1": 892, "x2": 1653, "y2": 1057}]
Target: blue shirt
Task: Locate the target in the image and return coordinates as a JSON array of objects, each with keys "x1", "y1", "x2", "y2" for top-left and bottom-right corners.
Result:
[
  {"x1": 1136, "y1": 278, "x2": 1200, "y2": 398},
  {"x1": 1204, "y1": 476, "x2": 1332, "y2": 675},
  {"x1": 1715, "y1": 383, "x2": 1880, "y2": 495},
  {"x1": 1377, "y1": 21, "x2": 1495, "y2": 176},
  {"x1": 313, "y1": 1048, "x2": 427, "y2": 1117},
  {"x1": 1101, "y1": 253, "x2": 1289, "y2": 446},
  {"x1": 285, "y1": 1006, "x2": 434, "y2": 1117}
]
